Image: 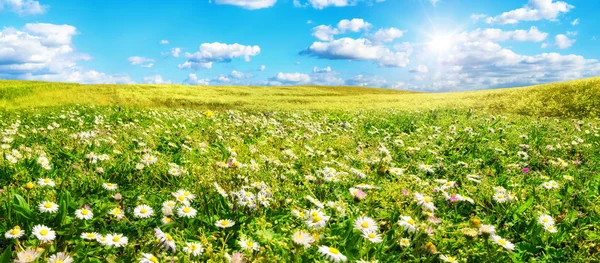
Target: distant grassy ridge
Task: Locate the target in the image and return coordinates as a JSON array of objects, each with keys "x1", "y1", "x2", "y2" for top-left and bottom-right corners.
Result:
[{"x1": 1, "y1": 77, "x2": 599, "y2": 117}]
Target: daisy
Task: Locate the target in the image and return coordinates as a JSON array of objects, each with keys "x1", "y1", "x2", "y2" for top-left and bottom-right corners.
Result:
[
  {"x1": 139, "y1": 253, "x2": 159, "y2": 263},
  {"x1": 493, "y1": 192, "x2": 508, "y2": 203},
  {"x1": 32, "y1": 225, "x2": 56, "y2": 243},
  {"x1": 177, "y1": 206, "x2": 197, "y2": 218},
  {"x1": 361, "y1": 230, "x2": 383, "y2": 243},
  {"x1": 175, "y1": 189, "x2": 196, "y2": 201},
  {"x1": 398, "y1": 216, "x2": 417, "y2": 233},
  {"x1": 105, "y1": 233, "x2": 128, "y2": 247},
  {"x1": 306, "y1": 210, "x2": 330, "y2": 229},
  {"x1": 318, "y1": 246, "x2": 347, "y2": 262},
  {"x1": 183, "y1": 242, "x2": 204, "y2": 257},
  {"x1": 109, "y1": 207, "x2": 125, "y2": 220},
  {"x1": 538, "y1": 214, "x2": 555, "y2": 226},
  {"x1": 291, "y1": 230, "x2": 314, "y2": 248},
  {"x1": 161, "y1": 217, "x2": 173, "y2": 224},
  {"x1": 97, "y1": 235, "x2": 109, "y2": 246},
  {"x1": 414, "y1": 192, "x2": 435, "y2": 211},
  {"x1": 349, "y1": 188, "x2": 367, "y2": 200},
  {"x1": 491, "y1": 235, "x2": 515, "y2": 250},
  {"x1": 14, "y1": 248, "x2": 41, "y2": 263},
  {"x1": 102, "y1": 183, "x2": 118, "y2": 191},
  {"x1": 134, "y1": 205, "x2": 154, "y2": 218},
  {"x1": 5, "y1": 226, "x2": 25, "y2": 239},
  {"x1": 75, "y1": 208, "x2": 94, "y2": 220},
  {"x1": 544, "y1": 224, "x2": 558, "y2": 233},
  {"x1": 216, "y1": 219, "x2": 235, "y2": 228},
  {"x1": 214, "y1": 182, "x2": 228, "y2": 197},
  {"x1": 440, "y1": 254, "x2": 458, "y2": 263},
  {"x1": 37, "y1": 178, "x2": 55, "y2": 187},
  {"x1": 399, "y1": 238, "x2": 411, "y2": 247},
  {"x1": 479, "y1": 224, "x2": 496, "y2": 236},
  {"x1": 162, "y1": 200, "x2": 176, "y2": 216},
  {"x1": 48, "y1": 252, "x2": 74, "y2": 263},
  {"x1": 80, "y1": 232, "x2": 100, "y2": 241},
  {"x1": 239, "y1": 237, "x2": 260, "y2": 252},
  {"x1": 154, "y1": 228, "x2": 176, "y2": 252},
  {"x1": 172, "y1": 192, "x2": 190, "y2": 205},
  {"x1": 354, "y1": 216, "x2": 378, "y2": 232},
  {"x1": 38, "y1": 201, "x2": 59, "y2": 213}
]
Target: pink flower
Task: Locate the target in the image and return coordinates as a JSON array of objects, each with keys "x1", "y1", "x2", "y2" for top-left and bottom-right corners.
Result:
[{"x1": 113, "y1": 193, "x2": 122, "y2": 200}]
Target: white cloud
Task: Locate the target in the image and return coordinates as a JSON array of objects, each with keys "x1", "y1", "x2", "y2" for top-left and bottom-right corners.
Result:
[
  {"x1": 127, "y1": 56, "x2": 155, "y2": 68},
  {"x1": 179, "y1": 42, "x2": 260, "y2": 71},
  {"x1": 460, "y1": 26, "x2": 548, "y2": 42},
  {"x1": 541, "y1": 43, "x2": 548, "y2": 48},
  {"x1": 0, "y1": 0, "x2": 46, "y2": 15},
  {"x1": 258, "y1": 65, "x2": 266, "y2": 71},
  {"x1": 312, "y1": 25, "x2": 339, "y2": 41},
  {"x1": 471, "y1": 14, "x2": 487, "y2": 22},
  {"x1": 301, "y1": 37, "x2": 410, "y2": 67},
  {"x1": 345, "y1": 74, "x2": 388, "y2": 87},
  {"x1": 214, "y1": 0, "x2": 277, "y2": 9},
  {"x1": 266, "y1": 72, "x2": 311, "y2": 85},
  {"x1": 144, "y1": 75, "x2": 172, "y2": 84},
  {"x1": 337, "y1": 18, "x2": 371, "y2": 32},
  {"x1": 313, "y1": 66, "x2": 332, "y2": 73},
  {"x1": 571, "y1": 18, "x2": 579, "y2": 25},
  {"x1": 566, "y1": 31, "x2": 577, "y2": 36},
  {"x1": 306, "y1": 20, "x2": 313, "y2": 24},
  {"x1": 409, "y1": 65, "x2": 429, "y2": 73},
  {"x1": 168, "y1": 47, "x2": 181, "y2": 57},
  {"x1": 307, "y1": 0, "x2": 353, "y2": 9},
  {"x1": 430, "y1": 0, "x2": 440, "y2": 6},
  {"x1": 183, "y1": 73, "x2": 210, "y2": 85},
  {"x1": 160, "y1": 40, "x2": 169, "y2": 44},
  {"x1": 485, "y1": 0, "x2": 573, "y2": 24},
  {"x1": 371, "y1": 28, "x2": 404, "y2": 43},
  {"x1": 0, "y1": 23, "x2": 132, "y2": 84},
  {"x1": 555, "y1": 34, "x2": 575, "y2": 49}
]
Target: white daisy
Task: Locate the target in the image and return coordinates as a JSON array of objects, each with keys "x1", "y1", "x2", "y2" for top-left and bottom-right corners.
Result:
[
  {"x1": 102, "y1": 183, "x2": 118, "y2": 191},
  {"x1": 38, "y1": 201, "x2": 59, "y2": 213},
  {"x1": 75, "y1": 208, "x2": 94, "y2": 220},
  {"x1": 32, "y1": 224, "x2": 56, "y2": 243},
  {"x1": 134, "y1": 205, "x2": 154, "y2": 218},
  {"x1": 5, "y1": 226, "x2": 25, "y2": 239},
  {"x1": 105, "y1": 233, "x2": 128, "y2": 247},
  {"x1": 37, "y1": 178, "x2": 55, "y2": 187},
  {"x1": 177, "y1": 206, "x2": 197, "y2": 218},
  {"x1": 139, "y1": 253, "x2": 159, "y2": 263},
  {"x1": 440, "y1": 254, "x2": 458, "y2": 263},
  {"x1": 48, "y1": 252, "x2": 74, "y2": 263},
  {"x1": 318, "y1": 246, "x2": 347, "y2": 262},
  {"x1": 154, "y1": 228, "x2": 176, "y2": 252},
  {"x1": 491, "y1": 235, "x2": 515, "y2": 250},
  {"x1": 538, "y1": 214, "x2": 555, "y2": 226},
  {"x1": 399, "y1": 238, "x2": 411, "y2": 247},
  {"x1": 239, "y1": 237, "x2": 260, "y2": 252},
  {"x1": 183, "y1": 242, "x2": 204, "y2": 257},
  {"x1": 14, "y1": 248, "x2": 41, "y2": 263},
  {"x1": 80, "y1": 232, "x2": 100, "y2": 241},
  {"x1": 354, "y1": 216, "x2": 378, "y2": 232},
  {"x1": 361, "y1": 230, "x2": 383, "y2": 243},
  {"x1": 398, "y1": 216, "x2": 417, "y2": 233},
  {"x1": 291, "y1": 230, "x2": 314, "y2": 248},
  {"x1": 215, "y1": 219, "x2": 235, "y2": 228}
]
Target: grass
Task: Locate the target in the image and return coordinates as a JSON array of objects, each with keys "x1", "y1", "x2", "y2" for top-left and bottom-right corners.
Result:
[{"x1": 1, "y1": 77, "x2": 599, "y2": 117}]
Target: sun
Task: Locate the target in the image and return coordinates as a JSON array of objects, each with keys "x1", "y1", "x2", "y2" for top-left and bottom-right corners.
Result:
[{"x1": 428, "y1": 33, "x2": 455, "y2": 53}]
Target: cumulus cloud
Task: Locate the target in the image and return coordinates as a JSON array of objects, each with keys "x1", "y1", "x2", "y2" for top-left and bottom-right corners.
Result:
[
  {"x1": 307, "y1": 0, "x2": 354, "y2": 9},
  {"x1": 345, "y1": 74, "x2": 389, "y2": 87},
  {"x1": 258, "y1": 65, "x2": 266, "y2": 71},
  {"x1": 555, "y1": 34, "x2": 575, "y2": 49},
  {"x1": 371, "y1": 28, "x2": 404, "y2": 43},
  {"x1": 301, "y1": 37, "x2": 410, "y2": 67},
  {"x1": 268, "y1": 72, "x2": 311, "y2": 84},
  {"x1": 313, "y1": 66, "x2": 332, "y2": 73},
  {"x1": 459, "y1": 26, "x2": 548, "y2": 42},
  {"x1": 183, "y1": 73, "x2": 210, "y2": 85},
  {"x1": 144, "y1": 75, "x2": 172, "y2": 84},
  {"x1": 179, "y1": 42, "x2": 260, "y2": 71},
  {"x1": 311, "y1": 18, "x2": 371, "y2": 41},
  {"x1": 214, "y1": 0, "x2": 277, "y2": 9},
  {"x1": 128, "y1": 56, "x2": 155, "y2": 68},
  {"x1": 0, "y1": 23, "x2": 132, "y2": 84},
  {"x1": 485, "y1": 0, "x2": 573, "y2": 24},
  {"x1": 471, "y1": 14, "x2": 487, "y2": 22},
  {"x1": 0, "y1": 0, "x2": 46, "y2": 15},
  {"x1": 409, "y1": 65, "x2": 429, "y2": 73},
  {"x1": 160, "y1": 40, "x2": 169, "y2": 44}
]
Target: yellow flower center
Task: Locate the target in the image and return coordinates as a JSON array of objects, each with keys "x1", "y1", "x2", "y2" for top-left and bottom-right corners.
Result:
[
  {"x1": 328, "y1": 247, "x2": 339, "y2": 254},
  {"x1": 150, "y1": 256, "x2": 158, "y2": 263},
  {"x1": 164, "y1": 218, "x2": 171, "y2": 223},
  {"x1": 368, "y1": 233, "x2": 376, "y2": 238},
  {"x1": 190, "y1": 245, "x2": 197, "y2": 250},
  {"x1": 113, "y1": 208, "x2": 121, "y2": 214},
  {"x1": 140, "y1": 208, "x2": 147, "y2": 213},
  {"x1": 107, "y1": 183, "x2": 113, "y2": 187},
  {"x1": 177, "y1": 196, "x2": 185, "y2": 201},
  {"x1": 44, "y1": 203, "x2": 53, "y2": 208},
  {"x1": 166, "y1": 234, "x2": 173, "y2": 241},
  {"x1": 498, "y1": 239, "x2": 507, "y2": 245},
  {"x1": 221, "y1": 221, "x2": 229, "y2": 226},
  {"x1": 424, "y1": 197, "x2": 431, "y2": 203},
  {"x1": 408, "y1": 219, "x2": 415, "y2": 225},
  {"x1": 44, "y1": 179, "x2": 50, "y2": 183},
  {"x1": 87, "y1": 233, "x2": 95, "y2": 238},
  {"x1": 113, "y1": 236, "x2": 120, "y2": 242},
  {"x1": 40, "y1": 229, "x2": 48, "y2": 236},
  {"x1": 312, "y1": 215, "x2": 322, "y2": 223},
  {"x1": 183, "y1": 207, "x2": 191, "y2": 213},
  {"x1": 246, "y1": 241, "x2": 253, "y2": 247},
  {"x1": 10, "y1": 229, "x2": 19, "y2": 235},
  {"x1": 82, "y1": 209, "x2": 89, "y2": 215},
  {"x1": 25, "y1": 182, "x2": 34, "y2": 189},
  {"x1": 497, "y1": 195, "x2": 504, "y2": 199},
  {"x1": 543, "y1": 218, "x2": 548, "y2": 222},
  {"x1": 184, "y1": 191, "x2": 190, "y2": 196},
  {"x1": 361, "y1": 222, "x2": 369, "y2": 228}
]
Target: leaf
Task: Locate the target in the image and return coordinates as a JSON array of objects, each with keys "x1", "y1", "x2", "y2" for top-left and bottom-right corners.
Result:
[{"x1": 0, "y1": 245, "x2": 12, "y2": 263}]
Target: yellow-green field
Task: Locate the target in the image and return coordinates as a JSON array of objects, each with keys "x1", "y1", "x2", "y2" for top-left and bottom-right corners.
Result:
[{"x1": 1, "y1": 77, "x2": 599, "y2": 117}]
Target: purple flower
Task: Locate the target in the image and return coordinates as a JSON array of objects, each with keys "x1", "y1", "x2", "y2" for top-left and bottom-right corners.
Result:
[{"x1": 522, "y1": 167, "x2": 530, "y2": 173}]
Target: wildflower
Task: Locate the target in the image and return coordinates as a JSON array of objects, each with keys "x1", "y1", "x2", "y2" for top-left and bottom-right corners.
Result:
[
  {"x1": 479, "y1": 224, "x2": 496, "y2": 236},
  {"x1": 349, "y1": 188, "x2": 367, "y2": 200},
  {"x1": 306, "y1": 210, "x2": 330, "y2": 229},
  {"x1": 14, "y1": 248, "x2": 41, "y2": 263},
  {"x1": 491, "y1": 235, "x2": 514, "y2": 250},
  {"x1": 139, "y1": 253, "x2": 159, "y2": 263},
  {"x1": 399, "y1": 238, "x2": 411, "y2": 247},
  {"x1": 134, "y1": 205, "x2": 154, "y2": 218},
  {"x1": 38, "y1": 201, "x2": 59, "y2": 213},
  {"x1": 305, "y1": 195, "x2": 325, "y2": 209},
  {"x1": 177, "y1": 206, "x2": 197, "y2": 218},
  {"x1": 214, "y1": 182, "x2": 228, "y2": 197},
  {"x1": 362, "y1": 230, "x2": 383, "y2": 243},
  {"x1": 102, "y1": 183, "x2": 118, "y2": 191},
  {"x1": 80, "y1": 232, "x2": 100, "y2": 241},
  {"x1": 154, "y1": 228, "x2": 176, "y2": 252},
  {"x1": 414, "y1": 192, "x2": 435, "y2": 211},
  {"x1": 75, "y1": 208, "x2": 94, "y2": 220},
  {"x1": 162, "y1": 200, "x2": 176, "y2": 216},
  {"x1": 32, "y1": 225, "x2": 56, "y2": 243},
  {"x1": 538, "y1": 214, "x2": 555, "y2": 227},
  {"x1": 291, "y1": 230, "x2": 314, "y2": 248},
  {"x1": 318, "y1": 246, "x2": 347, "y2": 262},
  {"x1": 37, "y1": 178, "x2": 55, "y2": 187},
  {"x1": 493, "y1": 192, "x2": 508, "y2": 203},
  {"x1": 105, "y1": 233, "x2": 128, "y2": 247},
  {"x1": 354, "y1": 216, "x2": 378, "y2": 232},
  {"x1": 541, "y1": 180, "x2": 559, "y2": 190},
  {"x1": 48, "y1": 252, "x2": 74, "y2": 263},
  {"x1": 239, "y1": 237, "x2": 260, "y2": 252},
  {"x1": 25, "y1": 182, "x2": 34, "y2": 189},
  {"x1": 440, "y1": 255, "x2": 458, "y2": 263},
  {"x1": 544, "y1": 224, "x2": 558, "y2": 233},
  {"x1": 216, "y1": 219, "x2": 235, "y2": 228},
  {"x1": 398, "y1": 216, "x2": 417, "y2": 233},
  {"x1": 109, "y1": 207, "x2": 125, "y2": 220},
  {"x1": 184, "y1": 242, "x2": 204, "y2": 256},
  {"x1": 5, "y1": 226, "x2": 25, "y2": 239},
  {"x1": 161, "y1": 217, "x2": 172, "y2": 224}
]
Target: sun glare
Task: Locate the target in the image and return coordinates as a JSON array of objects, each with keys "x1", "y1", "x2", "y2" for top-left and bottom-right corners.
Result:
[{"x1": 428, "y1": 34, "x2": 454, "y2": 53}]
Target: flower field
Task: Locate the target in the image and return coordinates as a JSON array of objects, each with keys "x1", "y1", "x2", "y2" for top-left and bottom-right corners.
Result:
[{"x1": 1, "y1": 106, "x2": 600, "y2": 262}]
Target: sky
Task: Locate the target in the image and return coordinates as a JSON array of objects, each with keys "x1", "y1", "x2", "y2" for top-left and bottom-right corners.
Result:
[{"x1": 0, "y1": 0, "x2": 598, "y2": 91}]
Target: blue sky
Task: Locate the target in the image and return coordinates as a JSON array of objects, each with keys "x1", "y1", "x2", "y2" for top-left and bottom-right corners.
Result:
[{"x1": 0, "y1": 0, "x2": 598, "y2": 91}]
